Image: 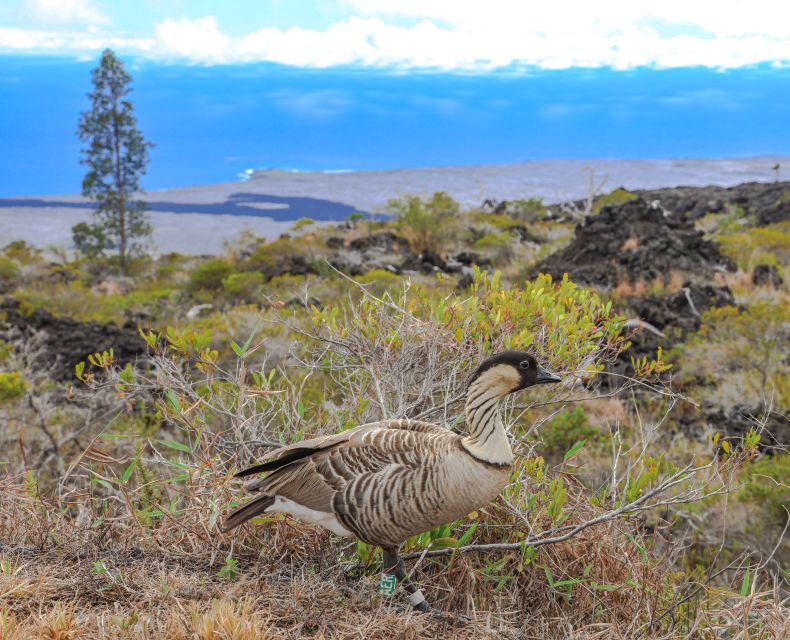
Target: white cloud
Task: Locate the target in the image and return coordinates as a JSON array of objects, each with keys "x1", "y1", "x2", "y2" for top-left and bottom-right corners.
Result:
[
  {"x1": 22, "y1": 0, "x2": 109, "y2": 26},
  {"x1": 154, "y1": 16, "x2": 229, "y2": 63},
  {"x1": 2, "y1": 3, "x2": 790, "y2": 70}
]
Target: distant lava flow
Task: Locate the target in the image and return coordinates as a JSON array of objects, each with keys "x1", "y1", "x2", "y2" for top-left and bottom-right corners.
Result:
[{"x1": 0, "y1": 192, "x2": 369, "y2": 222}]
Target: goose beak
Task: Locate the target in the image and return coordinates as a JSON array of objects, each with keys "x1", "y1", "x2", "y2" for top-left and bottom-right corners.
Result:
[{"x1": 535, "y1": 366, "x2": 562, "y2": 385}]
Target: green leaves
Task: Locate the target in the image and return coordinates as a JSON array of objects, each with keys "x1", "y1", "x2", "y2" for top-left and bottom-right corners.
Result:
[
  {"x1": 564, "y1": 440, "x2": 587, "y2": 462},
  {"x1": 164, "y1": 390, "x2": 182, "y2": 415},
  {"x1": 158, "y1": 439, "x2": 191, "y2": 454}
]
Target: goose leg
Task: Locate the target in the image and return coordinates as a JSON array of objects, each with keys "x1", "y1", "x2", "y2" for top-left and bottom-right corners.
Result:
[{"x1": 382, "y1": 546, "x2": 431, "y2": 613}]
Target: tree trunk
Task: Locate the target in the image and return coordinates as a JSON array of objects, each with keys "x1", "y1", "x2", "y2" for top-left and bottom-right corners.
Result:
[{"x1": 112, "y1": 94, "x2": 127, "y2": 274}]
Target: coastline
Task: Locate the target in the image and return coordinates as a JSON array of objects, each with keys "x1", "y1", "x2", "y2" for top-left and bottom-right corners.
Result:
[{"x1": 2, "y1": 156, "x2": 788, "y2": 255}]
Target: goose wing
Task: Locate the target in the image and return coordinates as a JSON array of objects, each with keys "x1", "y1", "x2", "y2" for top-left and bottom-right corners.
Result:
[
  {"x1": 224, "y1": 420, "x2": 457, "y2": 536},
  {"x1": 235, "y1": 418, "x2": 448, "y2": 481}
]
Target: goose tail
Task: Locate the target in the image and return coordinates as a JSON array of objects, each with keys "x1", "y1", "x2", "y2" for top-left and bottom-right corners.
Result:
[{"x1": 221, "y1": 494, "x2": 275, "y2": 531}]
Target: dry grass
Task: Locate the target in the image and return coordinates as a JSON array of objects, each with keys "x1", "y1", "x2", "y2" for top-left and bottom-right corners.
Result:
[{"x1": 2, "y1": 471, "x2": 788, "y2": 640}]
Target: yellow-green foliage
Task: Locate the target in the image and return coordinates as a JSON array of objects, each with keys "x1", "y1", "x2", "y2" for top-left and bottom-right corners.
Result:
[
  {"x1": 290, "y1": 217, "x2": 315, "y2": 233},
  {"x1": 243, "y1": 237, "x2": 304, "y2": 272},
  {"x1": 593, "y1": 188, "x2": 638, "y2": 215},
  {"x1": 0, "y1": 371, "x2": 26, "y2": 403},
  {"x1": 680, "y1": 301, "x2": 790, "y2": 408},
  {"x1": 473, "y1": 231, "x2": 513, "y2": 252},
  {"x1": 718, "y1": 224, "x2": 790, "y2": 271},
  {"x1": 388, "y1": 191, "x2": 459, "y2": 252},
  {"x1": 3, "y1": 240, "x2": 40, "y2": 264},
  {"x1": 354, "y1": 268, "x2": 400, "y2": 285},
  {"x1": 313, "y1": 268, "x2": 626, "y2": 375},
  {"x1": 470, "y1": 212, "x2": 519, "y2": 230},
  {"x1": 222, "y1": 272, "x2": 264, "y2": 301},
  {"x1": 0, "y1": 256, "x2": 19, "y2": 283},
  {"x1": 738, "y1": 454, "x2": 790, "y2": 525},
  {"x1": 14, "y1": 279, "x2": 174, "y2": 325},
  {"x1": 509, "y1": 197, "x2": 548, "y2": 220},
  {"x1": 188, "y1": 258, "x2": 235, "y2": 292}
]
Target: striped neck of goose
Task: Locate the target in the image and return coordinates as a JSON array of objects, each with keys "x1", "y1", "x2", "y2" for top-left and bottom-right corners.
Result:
[{"x1": 460, "y1": 366, "x2": 516, "y2": 466}]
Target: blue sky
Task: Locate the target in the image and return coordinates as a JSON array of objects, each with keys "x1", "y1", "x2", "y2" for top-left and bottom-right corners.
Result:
[
  {"x1": 2, "y1": 1, "x2": 790, "y2": 70},
  {"x1": 2, "y1": 2, "x2": 790, "y2": 196}
]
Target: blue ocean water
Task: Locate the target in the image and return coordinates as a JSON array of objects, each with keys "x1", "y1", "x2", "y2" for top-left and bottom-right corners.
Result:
[{"x1": 1, "y1": 57, "x2": 789, "y2": 197}]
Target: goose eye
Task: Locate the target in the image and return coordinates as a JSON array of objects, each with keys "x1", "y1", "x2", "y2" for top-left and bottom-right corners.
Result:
[{"x1": 519, "y1": 360, "x2": 530, "y2": 370}]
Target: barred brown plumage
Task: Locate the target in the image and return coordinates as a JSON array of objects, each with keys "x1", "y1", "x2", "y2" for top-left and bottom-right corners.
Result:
[{"x1": 223, "y1": 351, "x2": 561, "y2": 612}]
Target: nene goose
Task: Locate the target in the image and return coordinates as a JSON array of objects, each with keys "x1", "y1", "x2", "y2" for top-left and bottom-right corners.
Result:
[{"x1": 223, "y1": 351, "x2": 561, "y2": 612}]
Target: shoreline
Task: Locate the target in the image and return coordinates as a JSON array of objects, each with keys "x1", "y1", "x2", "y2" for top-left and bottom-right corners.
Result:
[{"x1": 2, "y1": 156, "x2": 788, "y2": 255}]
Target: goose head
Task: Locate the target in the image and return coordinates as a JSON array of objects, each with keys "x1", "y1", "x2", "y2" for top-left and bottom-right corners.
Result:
[{"x1": 468, "y1": 351, "x2": 561, "y2": 398}]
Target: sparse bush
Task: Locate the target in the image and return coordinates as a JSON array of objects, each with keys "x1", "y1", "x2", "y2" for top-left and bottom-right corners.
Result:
[
  {"x1": 593, "y1": 187, "x2": 638, "y2": 214},
  {"x1": 188, "y1": 258, "x2": 235, "y2": 292},
  {"x1": 739, "y1": 454, "x2": 790, "y2": 525},
  {"x1": 0, "y1": 371, "x2": 26, "y2": 403},
  {"x1": 718, "y1": 224, "x2": 790, "y2": 272},
  {"x1": 3, "y1": 240, "x2": 39, "y2": 264},
  {"x1": 0, "y1": 256, "x2": 19, "y2": 287},
  {"x1": 290, "y1": 217, "x2": 315, "y2": 233},
  {"x1": 473, "y1": 231, "x2": 514, "y2": 259},
  {"x1": 222, "y1": 271, "x2": 264, "y2": 301},
  {"x1": 510, "y1": 197, "x2": 549, "y2": 220},
  {"x1": 679, "y1": 301, "x2": 790, "y2": 409},
  {"x1": 354, "y1": 268, "x2": 400, "y2": 286},
  {"x1": 538, "y1": 407, "x2": 601, "y2": 457},
  {"x1": 388, "y1": 191, "x2": 458, "y2": 252}
]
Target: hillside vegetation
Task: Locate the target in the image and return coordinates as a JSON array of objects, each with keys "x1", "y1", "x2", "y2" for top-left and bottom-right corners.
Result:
[{"x1": 0, "y1": 181, "x2": 788, "y2": 638}]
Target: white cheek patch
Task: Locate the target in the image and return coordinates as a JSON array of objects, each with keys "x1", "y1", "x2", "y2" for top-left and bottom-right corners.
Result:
[{"x1": 479, "y1": 364, "x2": 520, "y2": 395}]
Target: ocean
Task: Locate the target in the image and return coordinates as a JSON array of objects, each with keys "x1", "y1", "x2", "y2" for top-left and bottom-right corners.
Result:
[{"x1": 1, "y1": 56, "x2": 789, "y2": 197}]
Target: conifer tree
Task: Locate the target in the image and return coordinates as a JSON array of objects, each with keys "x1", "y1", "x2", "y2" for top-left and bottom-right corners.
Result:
[{"x1": 74, "y1": 49, "x2": 152, "y2": 273}]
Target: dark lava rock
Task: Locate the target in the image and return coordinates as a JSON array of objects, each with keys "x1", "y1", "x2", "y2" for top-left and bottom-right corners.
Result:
[
  {"x1": 633, "y1": 180, "x2": 790, "y2": 225},
  {"x1": 261, "y1": 255, "x2": 317, "y2": 280},
  {"x1": 752, "y1": 264, "x2": 784, "y2": 287},
  {"x1": 454, "y1": 252, "x2": 492, "y2": 268},
  {"x1": 0, "y1": 298, "x2": 147, "y2": 381},
  {"x1": 348, "y1": 232, "x2": 408, "y2": 253},
  {"x1": 325, "y1": 236, "x2": 344, "y2": 250},
  {"x1": 637, "y1": 283, "x2": 735, "y2": 334},
  {"x1": 508, "y1": 225, "x2": 543, "y2": 244},
  {"x1": 401, "y1": 251, "x2": 448, "y2": 274},
  {"x1": 683, "y1": 405, "x2": 790, "y2": 452},
  {"x1": 605, "y1": 283, "x2": 735, "y2": 386},
  {"x1": 534, "y1": 197, "x2": 735, "y2": 288}
]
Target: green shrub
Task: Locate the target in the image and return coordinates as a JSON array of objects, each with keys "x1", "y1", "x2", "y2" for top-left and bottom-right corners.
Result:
[
  {"x1": 355, "y1": 268, "x2": 400, "y2": 285},
  {"x1": 473, "y1": 232, "x2": 514, "y2": 261},
  {"x1": 243, "y1": 238, "x2": 303, "y2": 273},
  {"x1": 188, "y1": 259, "x2": 235, "y2": 292},
  {"x1": 680, "y1": 301, "x2": 790, "y2": 409},
  {"x1": 718, "y1": 224, "x2": 790, "y2": 271},
  {"x1": 387, "y1": 191, "x2": 459, "y2": 252},
  {"x1": 0, "y1": 371, "x2": 26, "y2": 403},
  {"x1": 510, "y1": 197, "x2": 549, "y2": 220},
  {"x1": 738, "y1": 454, "x2": 790, "y2": 525},
  {"x1": 222, "y1": 271, "x2": 264, "y2": 301},
  {"x1": 593, "y1": 188, "x2": 638, "y2": 214},
  {"x1": 290, "y1": 218, "x2": 315, "y2": 233},
  {"x1": 538, "y1": 407, "x2": 600, "y2": 456},
  {"x1": 3, "y1": 240, "x2": 39, "y2": 263},
  {"x1": 0, "y1": 256, "x2": 20, "y2": 284}
]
